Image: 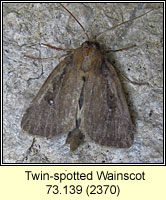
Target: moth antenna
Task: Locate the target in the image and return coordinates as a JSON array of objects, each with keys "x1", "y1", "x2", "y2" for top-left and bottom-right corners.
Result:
[
  {"x1": 96, "y1": 8, "x2": 154, "y2": 39},
  {"x1": 60, "y1": 3, "x2": 90, "y2": 40}
]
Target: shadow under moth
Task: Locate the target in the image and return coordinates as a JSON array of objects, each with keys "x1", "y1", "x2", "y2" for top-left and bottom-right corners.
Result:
[{"x1": 21, "y1": 4, "x2": 153, "y2": 151}]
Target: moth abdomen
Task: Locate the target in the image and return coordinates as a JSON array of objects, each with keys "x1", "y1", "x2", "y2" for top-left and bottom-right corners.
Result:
[{"x1": 65, "y1": 128, "x2": 85, "y2": 152}]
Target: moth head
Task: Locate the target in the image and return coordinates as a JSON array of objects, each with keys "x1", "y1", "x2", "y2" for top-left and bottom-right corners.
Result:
[
  {"x1": 81, "y1": 41, "x2": 101, "y2": 59},
  {"x1": 81, "y1": 41, "x2": 100, "y2": 50}
]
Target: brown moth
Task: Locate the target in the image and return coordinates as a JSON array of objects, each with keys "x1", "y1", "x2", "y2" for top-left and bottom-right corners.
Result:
[{"x1": 21, "y1": 4, "x2": 152, "y2": 151}]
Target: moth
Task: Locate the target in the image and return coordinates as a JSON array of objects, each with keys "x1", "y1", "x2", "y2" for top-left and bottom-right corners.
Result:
[{"x1": 21, "y1": 4, "x2": 152, "y2": 151}]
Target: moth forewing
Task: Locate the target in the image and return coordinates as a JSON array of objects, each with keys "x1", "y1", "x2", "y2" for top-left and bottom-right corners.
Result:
[
  {"x1": 21, "y1": 53, "x2": 83, "y2": 139},
  {"x1": 78, "y1": 45, "x2": 133, "y2": 148}
]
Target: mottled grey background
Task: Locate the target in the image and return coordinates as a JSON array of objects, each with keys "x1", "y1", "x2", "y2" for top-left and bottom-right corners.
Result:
[{"x1": 3, "y1": 3, "x2": 163, "y2": 163}]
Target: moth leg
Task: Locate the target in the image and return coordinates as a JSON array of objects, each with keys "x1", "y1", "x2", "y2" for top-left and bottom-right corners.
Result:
[
  {"x1": 23, "y1": 54, "x2": 68, "y2": 61},
  {"x1": 108, "y1": 44, "x2": 136, "y2": 52},
  {"x1": 41, "y1": 43, "x2": 72, "y2": 53},
  {"x1": 120, "y1": 72, "x2": 149, "y2": 86},
  {"x1": 106, "y1": 44, "x2": 149, "y2": 86},
  {"x1": 112, "y1": 63, "x2": 149, "y2": 86}
]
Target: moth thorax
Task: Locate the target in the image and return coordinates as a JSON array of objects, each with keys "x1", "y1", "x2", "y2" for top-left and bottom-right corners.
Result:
[{"x1": 81, "y1": 42, "x2": 102, "y2": 73}]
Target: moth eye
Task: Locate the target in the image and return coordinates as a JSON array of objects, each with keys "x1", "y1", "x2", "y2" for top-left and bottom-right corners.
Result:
[
  {"x1": 93, "y1": 42, "x2": 100, "y2": 49},
  {"x1": 85, "y1": 41, "x2": 90, "y2": 46},
  {"x1": 82, "y1": 41, "x2": 90, "y2": 48}
]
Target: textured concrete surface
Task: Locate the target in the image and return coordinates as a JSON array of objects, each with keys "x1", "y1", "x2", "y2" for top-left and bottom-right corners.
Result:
[{"x1": 3, "y1": 3, "x2": 163, "y2": 163}]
